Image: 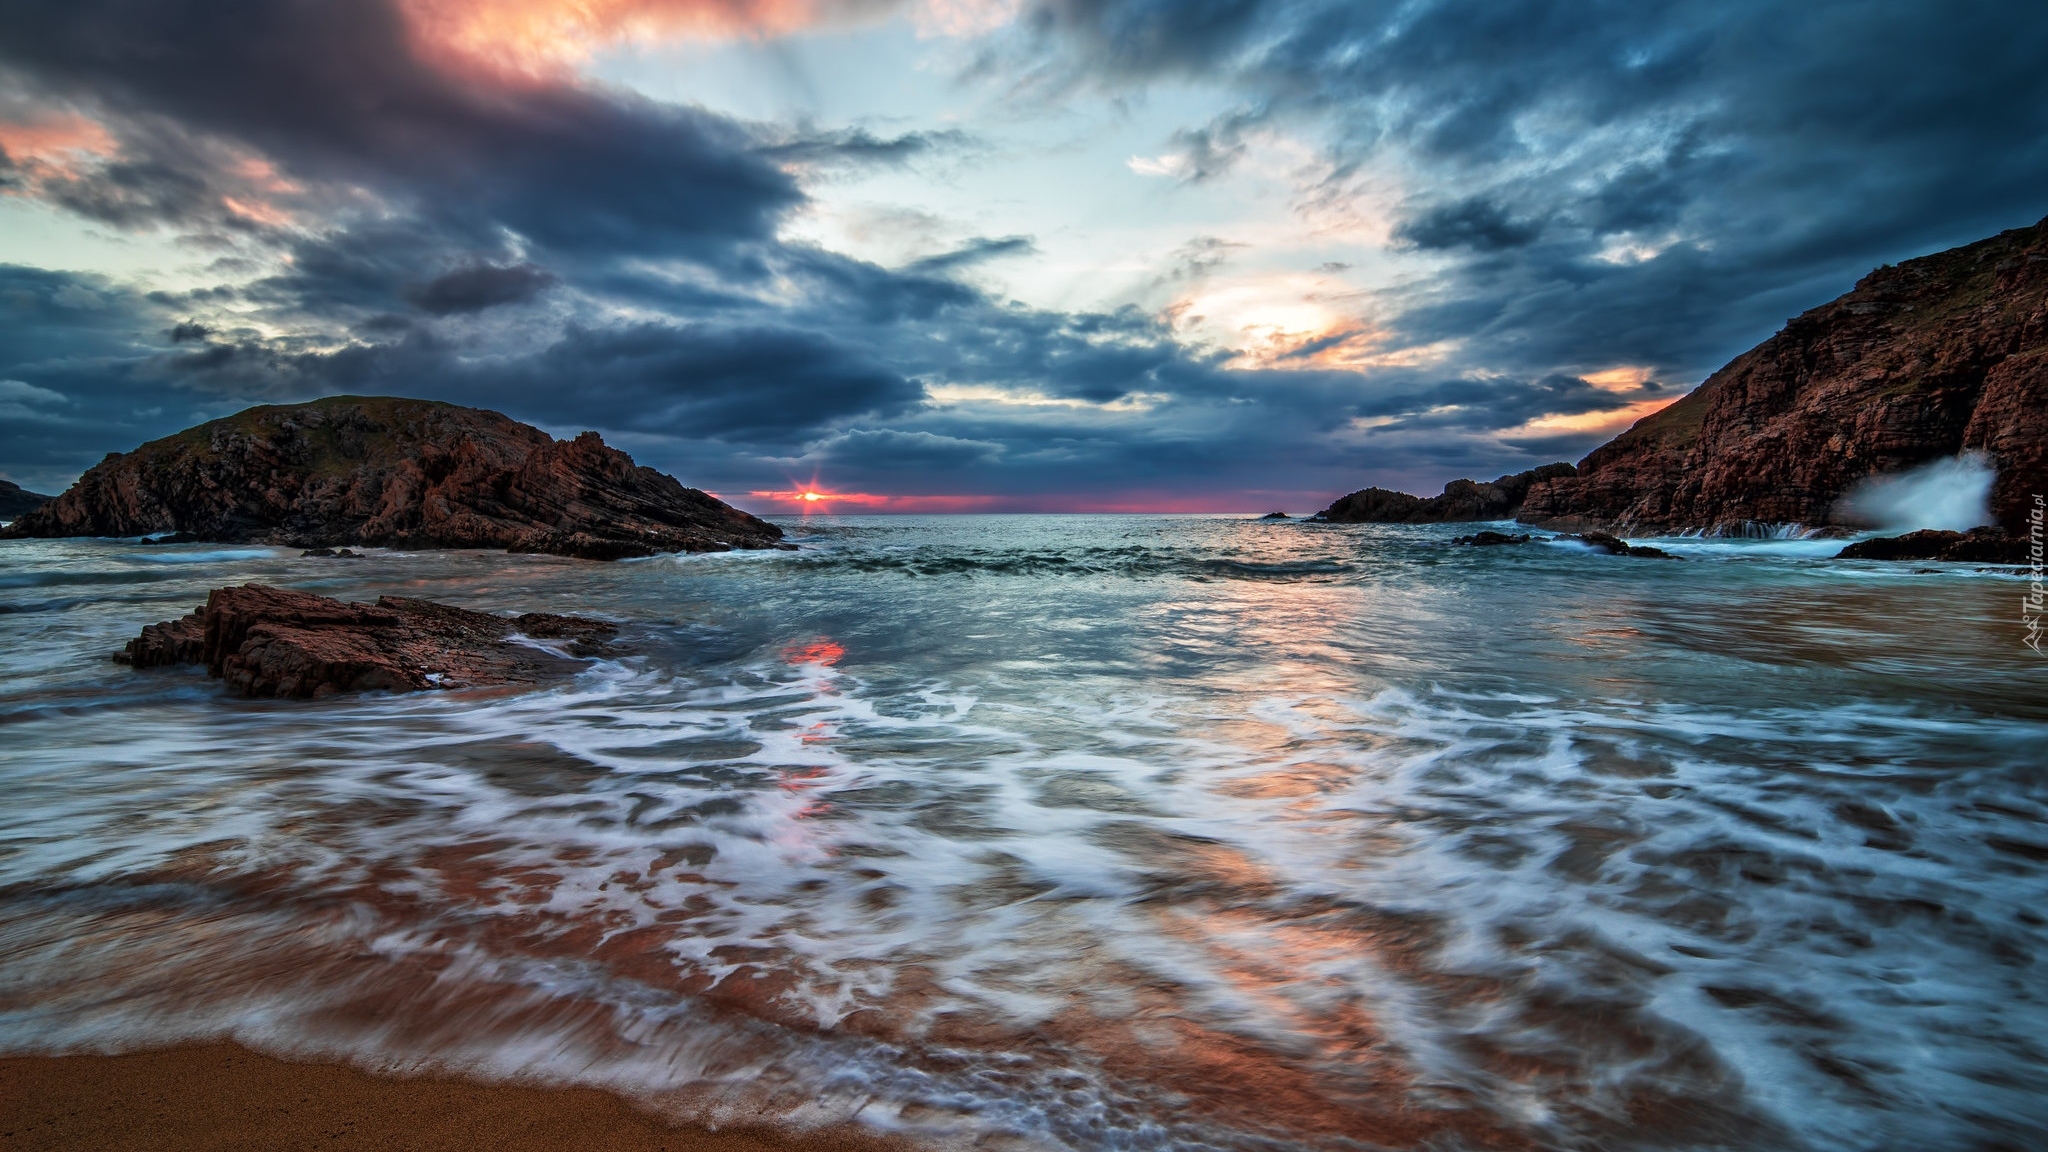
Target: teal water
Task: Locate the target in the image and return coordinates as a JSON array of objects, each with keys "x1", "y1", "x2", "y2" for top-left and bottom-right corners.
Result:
[{"x1": 1, "y1": 515, "x2": 2043, "y2": 1150}]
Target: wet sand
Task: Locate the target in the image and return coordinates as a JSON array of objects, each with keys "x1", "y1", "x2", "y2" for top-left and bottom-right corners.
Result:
[{"x1": 0, "y1": 1044, "x2": 923, "y2": 1152}]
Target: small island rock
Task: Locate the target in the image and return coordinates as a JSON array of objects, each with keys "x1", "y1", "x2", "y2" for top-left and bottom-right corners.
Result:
[
  {"x1": 0, "y1": 479, "x2": 55, "y2": 518},
  {"x1": 3, "y1": 396, "x2": 781, "y2": 560}
]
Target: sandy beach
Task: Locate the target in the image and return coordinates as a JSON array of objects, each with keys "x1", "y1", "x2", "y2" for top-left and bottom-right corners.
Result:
[{"x1": 0, "y1": 1044, "x2": 922, "y2": 1152}]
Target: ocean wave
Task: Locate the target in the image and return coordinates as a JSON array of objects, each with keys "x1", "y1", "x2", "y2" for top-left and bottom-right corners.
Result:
[
  {"x1": 1, "y1": 520, "x2": 2041, "y2": 1150},
  {"x1": 775, "y1": 545, "x2": 1357, "y2": 583}
]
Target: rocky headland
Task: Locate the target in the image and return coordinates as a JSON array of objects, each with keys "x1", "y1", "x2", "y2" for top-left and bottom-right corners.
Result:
[
  {"x1": 1, "y1": 396, "x2": 782, "y2": 559},
  {"x1": 1314, "y1": 215, "x2": 2047, "y2": 560},
  {"x1": 1316, "y1": 463, "x2": 1577, "y2": 523},
  {"x1": 119, "y1": 584, "x2": 617, "y2": 698},
  {"x1": 1518, "y1": 217, "x2": 2048, "y2": 538},
  {"x1": 0, "y1": 479, "x2": 54, "y2": 518}
]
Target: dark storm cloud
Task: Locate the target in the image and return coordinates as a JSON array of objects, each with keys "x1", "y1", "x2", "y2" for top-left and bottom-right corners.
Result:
[
  {"x1": 0, "y1": 255, "x2": 1611, "y2": 505},
  {"x1": 1017, "y1": 0, "x2": 2048, "y2": 382},
  {"x1": 0, "y1": 0, "x2": 801, "y2": 261},
  {"x1": 131, "y1": 319, "x2": 921, "y2": 445},
  {"x1": 904, "y1": 302, "x2": 1215, "y2": 405},
  {"x1": 403, "y1": 262, "x2": 558, "y2": 316},
  {"x1": 5, "y1": 0, "x2": 2044, "y2": 509},
  {"x1": 0, "y1": 265, "x2": 211, "y2": 490},
  {"x1": 1351, "y1": 373, "x2": 1666, "y2": 433},
  {"x1": 812, "y1": 428, "x2": 1003, "y2": 470},
  {"x1": 0, "y1": 0, "x2": 944, "y2": 477},
  {"x1": 512, "y1": 323, "x2": 924, "y2": 439},
  {"x1": 1393, "y1": 198, "x2": 1542, "y2": 253}
]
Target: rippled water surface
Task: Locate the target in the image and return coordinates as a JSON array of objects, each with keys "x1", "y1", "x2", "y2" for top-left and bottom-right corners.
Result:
[{"x1": 2, "y1": 515, "x2": 2044, "y2": 1150}]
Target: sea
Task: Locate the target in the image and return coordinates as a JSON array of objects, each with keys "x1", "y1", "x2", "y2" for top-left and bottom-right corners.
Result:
[{"x1": 1, "y1": 515, "x2": 2043, "y2": 1151}]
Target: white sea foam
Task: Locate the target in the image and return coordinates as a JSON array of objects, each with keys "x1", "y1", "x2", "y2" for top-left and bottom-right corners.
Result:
[
  {"x1": 1, "y1": 523, "x2": 2042, "y2": 1150},
  {"x1": 1835, "y1": 452, "x2": 1998, "y2": 531}
]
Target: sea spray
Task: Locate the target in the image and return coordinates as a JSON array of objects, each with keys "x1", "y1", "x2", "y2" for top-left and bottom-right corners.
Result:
[{"x1": 1835, "y1": 451, "x2": 1998, "y2": 531}]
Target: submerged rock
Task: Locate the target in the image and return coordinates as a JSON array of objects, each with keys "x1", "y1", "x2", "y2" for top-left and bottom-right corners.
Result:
[
  {"x1": 1259, "y1": 511, "x2": 1291, "y2": 519},
  {"x1": 1836, "y1": 527, "x2": 2033, "y2": 563},
  {"x1": 117, "y1": 583, "x2": 617, "y2": 698},
  {"x1": 2, "y1": 395, "x2": 782, "y2": 560},
  {"x1": 1452, "y1": 531, "x2": 1534, "y2": 546}
]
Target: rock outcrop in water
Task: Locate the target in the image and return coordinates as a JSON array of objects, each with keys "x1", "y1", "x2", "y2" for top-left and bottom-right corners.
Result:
[
  {"x1": 1835, "y1": 528, "x2": 2034, "y2": 563},
  {"x1": 0, "y1": 479, "x2": 53, "y2": 518},
  {"x1": 119, "y1": 583, "x2": 616, "y2": 698},
  {"x1": 1564, "y1": 532, "x2": 1678, "y2": 559},
  {"x1": 1316, "y1": 463, "x2": 1577, "y2": 523},
  {"x1": 1518, "y1": 216, "x2": 2048, "y2": 535},
  {"x1": 1, "y1": 396, "x2": 782, "y2": 559}
]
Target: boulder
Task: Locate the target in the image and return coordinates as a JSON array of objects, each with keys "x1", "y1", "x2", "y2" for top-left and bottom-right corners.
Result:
[{"x1": 117, "y1": 583, "x2": 618, "y2": 698}]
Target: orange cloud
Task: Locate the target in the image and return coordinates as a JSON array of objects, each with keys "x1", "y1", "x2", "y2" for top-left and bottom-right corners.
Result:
[
  {"x1": 0, "y1": 113, "x2": 117, "y2": 180},
  {"x1": 220, "y1": 195, "x2": 297, "y2": 229},
  {"x1": 401, "y1": 0, "x2": 899, "y2": 71},
  {"x1": 1165, "y1": 271, "x2": 1457, "y2": 373},
  {"x1": 1513, "y1": 396, "x2": 1675, "y2": 438},
  {"x1": 1578, "y1": 365, "x2": 1659, "y2": 393}
]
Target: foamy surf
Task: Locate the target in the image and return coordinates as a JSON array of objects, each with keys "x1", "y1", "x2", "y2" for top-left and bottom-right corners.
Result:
[{"x1": 2, "y1": 517, "x2": 2043, "y2": 1150}]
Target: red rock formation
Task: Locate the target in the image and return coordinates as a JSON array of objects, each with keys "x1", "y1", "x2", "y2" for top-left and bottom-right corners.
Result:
[
  {"x1": 118, "y1": 584, "x2": 617, "y2": 698},
  {"x1": 2, "y1": 396, "x2": 782, "y2": 559},
  {"x1": 1520, "y1": 216, "x2": 2048, "y2": 534}
]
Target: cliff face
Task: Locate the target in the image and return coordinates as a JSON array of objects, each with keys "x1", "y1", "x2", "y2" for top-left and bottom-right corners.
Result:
[
  {"x1": 1, "y1": 396, "x2": 782, "y2": 558},
  {"x1": 1318, "y1": 463, "x2": 1577, "y2": 523},
  {"x1": 1520, "y1": 216, "x2": 2048, "y2": 534},
  {"x1": 0, "y1": 479, "x2": 54, "y2": 518}
]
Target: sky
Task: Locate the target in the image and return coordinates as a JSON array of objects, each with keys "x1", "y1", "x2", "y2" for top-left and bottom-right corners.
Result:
[{"x1": 1, "y1": 1, "x2": 2044, "y2": 513}]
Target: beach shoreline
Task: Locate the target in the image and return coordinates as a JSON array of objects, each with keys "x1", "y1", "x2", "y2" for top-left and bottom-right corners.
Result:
[{"x1": 0, "y1": 1043, "x2": 926, "y2": 1152}]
